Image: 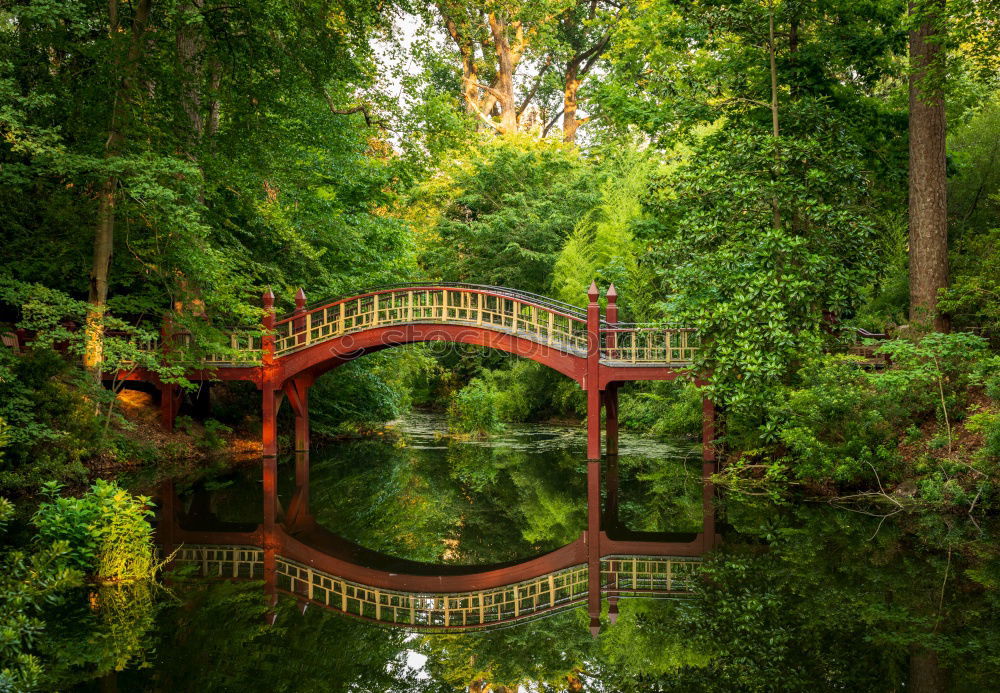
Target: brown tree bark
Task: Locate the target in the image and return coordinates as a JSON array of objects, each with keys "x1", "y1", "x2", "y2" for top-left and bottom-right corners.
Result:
[
  {"x1": 563, "y1": 60, "x2": 581, "y2": 142},
  {"x1": 176, "y1": 0, "x2": 205, "y2": 147},
  {"x1": 85, "y1": 0, "x2": 154, "y2": 375},
  {"x1": 908, "y1": 645, "x2": 949, "y2": 693},
  {"x1": 488, "y1": 13, "x2": 519, "y2": 134},
  {"x1": 908, "y1": 0, "x2": 949, "y2": 331}
]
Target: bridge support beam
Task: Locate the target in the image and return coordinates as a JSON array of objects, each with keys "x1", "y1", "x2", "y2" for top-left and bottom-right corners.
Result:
[{"x1": 159, "y1": 381, "x2": 182, "y2": 432}]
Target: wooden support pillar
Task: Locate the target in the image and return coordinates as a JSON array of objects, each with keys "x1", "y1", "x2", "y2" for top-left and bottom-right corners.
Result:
[
  {"x1": 261, "y1": 288, "x2": 279, "y2": 458},
  {"x1": 584, "y1": 281, "x2": 604, "y2": 635},
  {"x1": 159, "y1": 382, "x2": 181, "y2": 432},
  {"x1": 262, "y1": 386, "x2": 279, "y2": 458},
  {"x1": 604, "y1": 453, "x2": 620, "y2": 533},
  {"x1": 284, "y1": 377, "x2": 310, "y2": 453},
  {"x1": 586, "y1": 282, "x2": 602, "y2": 461},
  {"x1": 702, "y1": 397, "x2": 717, "y2": 551}
]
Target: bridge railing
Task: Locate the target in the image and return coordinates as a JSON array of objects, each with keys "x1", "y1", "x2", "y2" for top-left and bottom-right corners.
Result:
[
  {"x1": 124, "y1": 329, "x2": 262, "y2": 367},
  {"x1": 272, "y1": 286, "x2": 590, "y2": 357},
  {"x1": 600, "y1": 325, "x2": 698, "y2": 365},
  {"x1": 172, "y1": 545, "x2": 699, "y2": 630}
]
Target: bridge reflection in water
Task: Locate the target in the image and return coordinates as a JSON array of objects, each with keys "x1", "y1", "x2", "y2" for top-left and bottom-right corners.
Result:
[{"x1": 159, "y1": 450, "x2": 718, "y2": 634}]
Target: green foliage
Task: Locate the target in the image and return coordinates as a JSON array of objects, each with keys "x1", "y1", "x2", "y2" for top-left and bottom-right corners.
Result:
[
  {"x1": 0, "y1": 348, "x2": 101, "y2": 494},
  {"x1": 551, "y1": 146, "x2": 659, "y2": 316},
  {"x1": 416, "y1": 135, "x2": 599, "y2": 293},
  {"x1": 644, "y1": 109, "x2": 882, "y2": 417},
  {"x1": 0, "y1": 496, "x2": 82, "y2": 693},
  {"x1": 447, "y1": 377, "x2": 506, "y2": 436},
  {"x1": 750, "y1": 333, "x2": 998, "y2": 489},
  {"x1": 32, "y1": 480, "x2": 156, "y2": 583},
  {"x1": 618, "y1": 380, "x2": 703, "y2": 441}
]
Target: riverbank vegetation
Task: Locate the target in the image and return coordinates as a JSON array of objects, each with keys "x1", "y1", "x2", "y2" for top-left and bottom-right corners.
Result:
[{"x1": 1, "y1": 0, "x2": 999, "y2": 689}]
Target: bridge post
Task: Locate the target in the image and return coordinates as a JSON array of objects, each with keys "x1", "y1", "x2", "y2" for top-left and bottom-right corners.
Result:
[
  {"x1": 159, "y1": 315, "x2": 181, "y2": 431},
  {"x1": 702, "y1": 396, "x2": 717, "y2": 550},
  {"x1": 294, "y1": 288, "x2": 307, "y2": 345},
  {"x1": 262, "y1": 289, "x2": 280, "y2": 458},
  {"x1": 604, "y1": 285, "x2": 619, "y2": 458},
  {"x1": 585, "y1": 281, "x2": 603, "y2": 635},
  {"x1": 283, "y1": 376, "x2": 312, "y2": 529},
  {"x1": 586, "y1": 282, "x2": 602, "y2": 461}
]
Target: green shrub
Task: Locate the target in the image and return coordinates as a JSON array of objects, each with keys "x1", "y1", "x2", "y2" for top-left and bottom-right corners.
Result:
[
  {"x1": 32, "y1": 480, "x2": 157, "y2": 583},
  {"x1": 447, "y1": 377, "x2": 505, "y2": 436},
  {"x1": 618, "y1": 381, "x2": 703, "y2": 441}
]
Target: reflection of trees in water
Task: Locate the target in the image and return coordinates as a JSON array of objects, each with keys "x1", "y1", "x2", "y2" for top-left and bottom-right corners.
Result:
[
  {"x1": 42, "y1": 581, "x2": 161, "y2": 689},
  {"x1": 115, "y1": 580, "x2": 418, "y2": 692},
  {"x1": 151, "y1": 424, "x2": 1000, "y2": 691},
  {"x1": 302, "y1": 436, "x2": 588, "y2": 564}
]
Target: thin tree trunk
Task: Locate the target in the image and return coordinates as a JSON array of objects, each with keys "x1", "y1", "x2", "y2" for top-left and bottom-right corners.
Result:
[
  {"x1": 908, "y1": 0, "x2": 949, "y2": 331},
  {"x1": 85, "y1": 0, "x2": 154, "y2": 376},
  {"x1": 908, "y1": 645, "x2": 949, "y2": 693}
]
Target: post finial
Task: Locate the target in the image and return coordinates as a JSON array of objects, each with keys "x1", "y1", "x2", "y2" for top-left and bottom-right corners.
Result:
[
  {"x1": 587, "y1": 281, "x2": 599, "y2": 303},
  {"x1": 606, "y1": 283, "x2": 617, "y2": 302},
  {"x1": 262, "y1": 287, "x2": 275, "y2": 309},
  {"x1": 295, "y1": 287, "x2": 307, "y2": 309}
]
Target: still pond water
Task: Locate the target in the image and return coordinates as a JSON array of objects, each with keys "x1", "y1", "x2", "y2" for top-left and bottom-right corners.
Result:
[{"x1": 64, "y1": 412, "x2": 973, "y2": 692}]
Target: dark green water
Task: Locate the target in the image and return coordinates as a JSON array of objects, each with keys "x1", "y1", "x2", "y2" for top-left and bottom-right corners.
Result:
[
  {"x1": 62, "y1": 413, "x2": 991, "y2": 692},
  {"x1": 68, "y1": 413, "x2": 702, "y2": 692}
]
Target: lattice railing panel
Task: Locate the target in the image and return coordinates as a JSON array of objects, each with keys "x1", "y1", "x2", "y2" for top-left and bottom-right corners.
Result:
[
  {"x1": 601, "y1": 556, "x2": 701, "y2": 593},
  {"x1": 174, "y1": 545, "x2": 265, "y2": 579},
  {"x1": 272, "y1": 287, "x2": 589, "y2": 358},
  {"x1": 276, "y1": 558, "x2": 589, "y2": 629},
  {"x1": 600, "y1": 327, "x2": 698, "y2": 365}
]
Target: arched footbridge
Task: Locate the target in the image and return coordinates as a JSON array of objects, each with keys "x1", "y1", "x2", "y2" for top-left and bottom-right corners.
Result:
[{"x1": 125, "y1": 282, "x2": 705, "y2": 461}]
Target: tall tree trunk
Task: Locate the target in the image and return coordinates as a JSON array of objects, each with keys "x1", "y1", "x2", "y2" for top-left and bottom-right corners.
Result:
[
  {"x1": 563, "y1": 60, "x2": 580, "y2": 143},
  {"x1": 488, "y1": 13, "x2": 518, "y2": 134},
  {"x1": 85, "y1": 0, "x2": 154, "y2": 376},
  {"x1": 176, "y1": 0, "x2": 205, "y2": 149},
  {"x1": 908, "y1": 0, "x2": 949, "y2": 331},
  {"x1": 767, "y1": 1, "x2": 781, "y2": 231},
  {"x1": 908, "y1": 645, "x2": 949, "y2": 693}
]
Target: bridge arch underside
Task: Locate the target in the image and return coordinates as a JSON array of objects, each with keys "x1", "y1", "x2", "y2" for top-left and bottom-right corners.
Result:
[
  {"x1": 168, "y1": 521, "x2": 705, "y2": 631},
  {"x1": 276, "y1": 323, "x2": 589, "y2": 387}
]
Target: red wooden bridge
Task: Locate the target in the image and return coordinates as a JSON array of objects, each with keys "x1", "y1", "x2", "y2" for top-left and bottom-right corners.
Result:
[{"x1": 134, "y1": 281, "x2": 717, "y2": 634}]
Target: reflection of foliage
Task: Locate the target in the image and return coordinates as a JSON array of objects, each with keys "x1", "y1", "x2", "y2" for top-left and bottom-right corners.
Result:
[
  {"x1": 602, "y1": 501, "x2": 1000, "y2": 691},
  {"x1": 130, "y1": 581, "x2": 417, "y2": 692},
  {"x1": 597, "y1": 599, "x2": 708, "y2": 681},
  {"x1": 0, "y1": 497, "x2": 82, "y2": 692},
  {"x1": 39, "y1": 582, "x2": 161, "y2": 689},
  {"x1": 420, "y1": 608, "x2": 594, "y2": 691},
  {"x1": 33, "y1": 480, "x2": 157, "y2": 583},
  {"x1": 622, "y1": 456, "x2": 703, "y2": 534}
]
